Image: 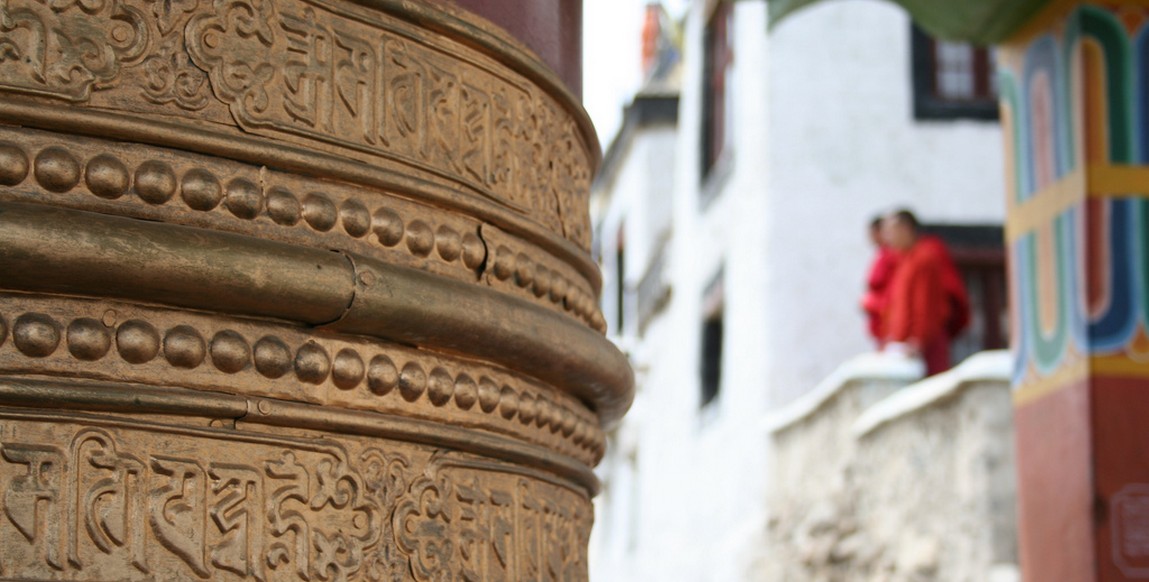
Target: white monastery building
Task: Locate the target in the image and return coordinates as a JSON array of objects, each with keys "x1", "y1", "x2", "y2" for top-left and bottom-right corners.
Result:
[{"x1": 588, "y1": 0, "x2": 1008, "y2": 580}]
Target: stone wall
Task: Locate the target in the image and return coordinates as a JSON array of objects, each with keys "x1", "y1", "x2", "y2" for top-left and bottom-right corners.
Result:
[{"x1": 757, "y1": 352, "x2": 1017, "y2": 582}]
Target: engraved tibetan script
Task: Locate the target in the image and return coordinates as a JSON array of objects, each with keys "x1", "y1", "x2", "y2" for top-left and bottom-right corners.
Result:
[
  {"x1": 0, "y1": 424, "x2": 386, "y2": 581},
  {"x1": 184, "y1": 0, "x2": 590, "y2": 237},
  {"x1": 185, "y1": 0, "x2": 529, "y2": 193},
  {"x1": 0, "y1": 418, "x2": 593, "y2": 581},
  {"x1": 393, "y1": 461, "x2": 592, "y2": 581},
  {"x1": 0, "y1": 0, "x2": 594, "y2": 250}
]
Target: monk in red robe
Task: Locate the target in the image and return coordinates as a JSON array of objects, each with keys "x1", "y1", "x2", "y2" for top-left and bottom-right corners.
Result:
[
  {"x1": 862, "y1": 216, "x2": 900, "y2": 346},
  {"x1": 881, "y1": 210, "x2": 967, "y2": 376}
]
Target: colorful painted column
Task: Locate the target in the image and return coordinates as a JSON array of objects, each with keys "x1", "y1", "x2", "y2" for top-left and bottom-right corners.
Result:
[{"x1": 999, "y1": 3, "x2": 1149, "y2": 579}]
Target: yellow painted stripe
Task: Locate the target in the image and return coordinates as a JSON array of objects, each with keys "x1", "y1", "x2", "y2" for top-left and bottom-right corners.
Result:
[
  {"x1": 1006, "y1": 165, "x2": 1149, "y2": 242},
  {"x1": 1013, "y1": 357, "x2": 1088, "y2": 407},
  {"x1": 1090, "y1": 354, "x2": 1149, "y2": 377},
  {"x1": 1006, "y1": 169, "x2": 1084, "y2": 242},
  {"x1": 1014, "y1": 354, "x2": 1149, "y2": 407},
  {"x1": 1091, "y1": 165, "x2": 1149, "y2": 196}
]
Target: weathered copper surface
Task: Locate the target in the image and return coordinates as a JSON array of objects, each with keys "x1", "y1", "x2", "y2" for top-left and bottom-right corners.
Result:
[{"x1": 0, "y1": 0, "x2": 629, "y2": 579}]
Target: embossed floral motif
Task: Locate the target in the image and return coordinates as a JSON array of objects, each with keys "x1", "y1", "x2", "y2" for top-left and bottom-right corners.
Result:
[
  {"x1": 142, "y1": 41, "x2": 211, "y2": 110},
  {"x1": 139, "y1": 0, "x2": 212, "y2": 110},
  {"x1": 359, "y1": 449, "x2": 415, "y2": 581},
  {"x1": 185, "y1": 0, "x2": 278, "y2": 115},
  {"x1": 394, "y1": 473, "x2": 455, "y2": 581},
  {"x1": 147, "y1": 0, "x2": 199, "y2": 34},
  {"x1": 0, "y1": 0, "x2": 150, "y2": 100}
]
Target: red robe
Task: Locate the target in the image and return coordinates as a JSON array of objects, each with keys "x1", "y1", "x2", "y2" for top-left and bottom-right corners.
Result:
[
  {"x1": 921, "y1": 235, "x2": 972, "y2": 339},
  {"x1": 862, "y1": 246, "x2": 900, "y2": 343},
  {"x1": 883, "y1": 237, "x2": 956, "y2": 375}
]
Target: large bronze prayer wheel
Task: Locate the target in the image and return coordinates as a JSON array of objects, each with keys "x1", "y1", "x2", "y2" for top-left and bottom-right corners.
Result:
[{"x1": 0, "y1": 0, "x2": 631, "y2": 579}]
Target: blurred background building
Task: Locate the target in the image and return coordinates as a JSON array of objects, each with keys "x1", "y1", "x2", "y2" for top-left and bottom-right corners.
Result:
[{"x1": 585, "y1": 1, "x2": 1015, "y2": 579}]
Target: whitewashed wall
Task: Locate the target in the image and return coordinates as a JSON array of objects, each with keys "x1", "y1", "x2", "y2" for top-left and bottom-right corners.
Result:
[
  {"x1": 757, "y1": 352, "x2": 1017, "y2": 581},
  {"x1": 764, "y1": 0, "x2": 1005, "y2": 406},
  {"x1": 593, "y1": 2, "x2": 775, "y2": 581}
]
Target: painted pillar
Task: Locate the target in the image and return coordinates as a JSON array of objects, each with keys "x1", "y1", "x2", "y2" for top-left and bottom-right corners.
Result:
[{"x1": 998, "y1": 3, "x2": 1149, "y2": 580}]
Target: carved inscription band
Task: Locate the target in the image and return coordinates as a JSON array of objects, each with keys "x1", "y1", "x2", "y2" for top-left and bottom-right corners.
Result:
[
  {"x1": 0, "y1": 0, "x2": 599, "y2": 281},
  {"x1": 0, "y1": 411, "x2": 592, "y2": 581}
]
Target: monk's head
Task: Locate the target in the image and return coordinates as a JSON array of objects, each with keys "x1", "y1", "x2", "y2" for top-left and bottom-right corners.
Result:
[
  {"x1": 883, "y1": 209, "x2": 920, "y2": 252},
  {"x1": 869, "y1": 215, "x2": 885, "y2": 247}
]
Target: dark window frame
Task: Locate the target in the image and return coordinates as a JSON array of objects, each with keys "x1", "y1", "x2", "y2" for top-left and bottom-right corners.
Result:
[
  {"x1": 911, "y1": 24, "x2": 999, "y2": 121},
  {"x1": 699, "y1": 272, "x2": 724, "y2": 409},
  {"x1": 700, "y1": 313, "x2": 723, "y2": 408},
  {"x1": 614, "y1": 225, "x2": 626, "y2": 334},
  {"x1": 701, "y1": 0, "x2": 732, "y2": 181}
]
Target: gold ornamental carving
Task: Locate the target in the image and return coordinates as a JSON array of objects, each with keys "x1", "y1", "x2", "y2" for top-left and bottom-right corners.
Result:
[
  {"x1": 0, "y1": 0, "x2": 629, "y2": 580},
  {"x1": 0, "y1": 412, "x2": 591, "y2": 580},
  {"x1": 0, "y1": 0, "x2": 596, "y2": 257}
]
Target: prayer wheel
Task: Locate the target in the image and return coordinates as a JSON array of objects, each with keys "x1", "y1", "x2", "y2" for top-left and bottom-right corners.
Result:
[{"x1": 0, "y1": 0, "x2": 630, "y2": 579}]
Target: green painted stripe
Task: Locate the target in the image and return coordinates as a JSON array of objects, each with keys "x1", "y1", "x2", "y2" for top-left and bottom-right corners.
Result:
[
  {"x1": 767, "y1": 0, "x2": 1051, "y2": 45},
  {"x1": 1026, "y1": 218, "x2": 1071, "y2": 372},
  {"x1": 1081, "y1": 6, "x2": 1134, "y2": 164},
  {"x1": 999, "y1": 73, "x2": 1028, "y2": 203}
]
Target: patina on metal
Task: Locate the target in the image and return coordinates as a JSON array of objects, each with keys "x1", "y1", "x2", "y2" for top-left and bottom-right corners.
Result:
[{"x1": 0, "y1": 0, "x2": 631, "y2": 579}]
